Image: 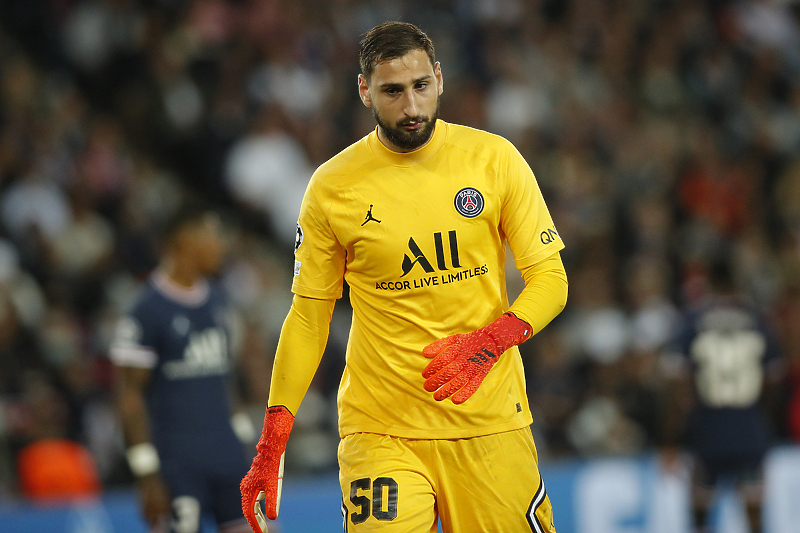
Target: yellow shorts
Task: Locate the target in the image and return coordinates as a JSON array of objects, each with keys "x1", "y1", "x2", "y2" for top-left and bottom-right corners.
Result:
[{"x1": 338, "y1": 427, "x2": 556, "y2": 533}]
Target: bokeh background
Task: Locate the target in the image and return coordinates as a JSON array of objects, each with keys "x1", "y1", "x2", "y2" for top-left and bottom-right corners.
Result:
[{"x1": 1, "y1": 0, "x2": 800, "y2": 531}]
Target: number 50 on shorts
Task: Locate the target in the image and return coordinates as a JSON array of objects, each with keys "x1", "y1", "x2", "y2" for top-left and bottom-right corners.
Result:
[{"x1": 348, "y1": 477, "x2": 399, "y2": 524}]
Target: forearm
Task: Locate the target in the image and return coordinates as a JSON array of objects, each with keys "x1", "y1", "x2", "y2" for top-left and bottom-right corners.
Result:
[
  {"x1": 508, "y1": 252, "x2": 568, "y2": 335},
  {"x1": 117, "y1": 370, "x2": 154, "y2": 447},
  {"x1": 117, "y1": 367, "x2": 163, "y2": 478},
  {"x1": 119, "y1": 396, "x2": 150, "y2": 447},
  {"x1": 268, "y1": 294, "x2": 335, "y2": 414}
]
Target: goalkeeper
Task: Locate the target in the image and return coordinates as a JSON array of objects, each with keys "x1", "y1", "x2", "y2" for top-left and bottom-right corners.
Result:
[{"x1": 241, "y1": 21, "x2": 568, "y2": 533}]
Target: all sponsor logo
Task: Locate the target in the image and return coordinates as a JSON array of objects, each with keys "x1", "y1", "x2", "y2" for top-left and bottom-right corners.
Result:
[
  {"x1": 375, "y1": 230, "x2": 489, "y2": 291},
  {"x1": 402, "y1": 231, "x2": 460, "y2": 277}
]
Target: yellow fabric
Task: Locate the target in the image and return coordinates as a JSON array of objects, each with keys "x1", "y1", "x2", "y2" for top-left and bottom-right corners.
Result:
[
  {"x1": 292, "y1": 120, "x2": 565, "y2": 439},
  {"x1": 267, "y1": 294, "x2": 335, "y2": 415},
  {"x1": 338, "y1": 428, "x2": 556, "y2": 533},
  {"x1": 509, "y1": 252, "x2": 568, "y2": 336}
]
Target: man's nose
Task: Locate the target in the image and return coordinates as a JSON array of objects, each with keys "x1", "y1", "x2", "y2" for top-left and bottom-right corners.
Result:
[{"x1": 402, "y1": 90, "x2": 420, "y2": 117}]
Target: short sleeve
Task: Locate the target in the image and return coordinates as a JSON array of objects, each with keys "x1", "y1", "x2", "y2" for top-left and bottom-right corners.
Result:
[
  {"x1": 759, "y1": 316, "x2": 782, "y2": 366},
  {"x1": 500, "y1": 143, "x2": 565, "y2": 269},
  {"x1": 291, "y1": 182, "x2": 346, "y2": 299},
  {"x1": 109, "y1": 311, "x2": 158, "y2": 369}
]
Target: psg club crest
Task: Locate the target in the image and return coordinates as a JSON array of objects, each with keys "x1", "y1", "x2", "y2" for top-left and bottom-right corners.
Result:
[{"x1": 454, "y1": 187, "x2": 485, "y2": 218}]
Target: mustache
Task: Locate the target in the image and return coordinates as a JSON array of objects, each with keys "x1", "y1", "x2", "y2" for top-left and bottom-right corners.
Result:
[{"x1": 396, "y1": 116, "x2": 429, "y2": 127}]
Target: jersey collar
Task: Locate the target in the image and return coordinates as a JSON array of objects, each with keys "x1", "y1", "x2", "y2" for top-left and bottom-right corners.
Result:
[
  {"x1": 151, "y1": 269, "x2": 210, "y2": 307},
  {"x1": 367, "y1": 119, "x2": 448, "y2": 167}
]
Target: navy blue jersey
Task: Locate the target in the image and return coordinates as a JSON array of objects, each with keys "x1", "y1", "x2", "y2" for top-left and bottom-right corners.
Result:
[
  {"x1": 111, "y1": 272, "x2": 245, "y2": 469},
  {"x1": 672, "y1": 297, "x2": 780, "y2": 462}
]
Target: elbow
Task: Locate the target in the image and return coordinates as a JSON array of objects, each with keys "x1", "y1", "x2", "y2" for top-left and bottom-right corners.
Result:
[
  {"x1": 555, "y1": 269, "x2": 569, "y2": 314},
  {"x1": 549, "y1": 252, "x2": 568, "y2": 314}
]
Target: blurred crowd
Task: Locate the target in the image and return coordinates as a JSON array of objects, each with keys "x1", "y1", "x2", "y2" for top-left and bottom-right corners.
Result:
[{"x1": 1, "y1": 0, "x2": 800, "y2": 498}]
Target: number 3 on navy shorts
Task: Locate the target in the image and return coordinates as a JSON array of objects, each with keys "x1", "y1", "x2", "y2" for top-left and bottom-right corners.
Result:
[{"x1": 343, "y1": 477, "x2": 398, "y2": 530}]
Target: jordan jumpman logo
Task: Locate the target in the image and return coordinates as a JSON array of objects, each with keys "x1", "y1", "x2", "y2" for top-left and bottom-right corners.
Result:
[{"x1": 361, "y1": 205, "x2": 381, "y2": 226}]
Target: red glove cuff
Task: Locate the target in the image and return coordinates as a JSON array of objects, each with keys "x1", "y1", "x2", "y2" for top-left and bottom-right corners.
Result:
[
  {"x1": 256, "y1": 405, "x2": 294, "y2": 456},
  {"x1": 479, "y1": 312, "x2": 532, "y2": 356}
]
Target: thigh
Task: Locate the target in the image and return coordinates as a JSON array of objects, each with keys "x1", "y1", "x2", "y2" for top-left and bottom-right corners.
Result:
[
  {"x1": 210, "y1": 461, "x2": 250, "y2": 528},
  {"x1": 339, "y1": 433, "x2": 438, "y2": 533},
  {"x1": 435, "y1": 428, "x2": 556, "y2": 533},
  {"x1": 161, "y1": 462, "x2": 207, "y2": 533}
]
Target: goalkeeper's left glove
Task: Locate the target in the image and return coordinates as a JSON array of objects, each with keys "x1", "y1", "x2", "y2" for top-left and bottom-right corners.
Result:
[
  {"x1": 422, "y1": 312, "x2": 531, "y2": 404},
  {"x1": 240, "y1": 405, "x2": 294, "y2": 533}
]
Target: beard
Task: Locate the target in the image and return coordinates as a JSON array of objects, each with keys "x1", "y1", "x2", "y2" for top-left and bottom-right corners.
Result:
[{"x1": 373, "y1": 96, "x2": 441, "y2": 151}]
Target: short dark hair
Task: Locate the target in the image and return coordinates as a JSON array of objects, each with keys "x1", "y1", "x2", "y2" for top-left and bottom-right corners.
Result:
[
  {"x1": 359, "y1": 21, "x2": 436, "y2": 81},
  {"x1": 162, "y1": 200, "x2": 214, "y2": 244}
]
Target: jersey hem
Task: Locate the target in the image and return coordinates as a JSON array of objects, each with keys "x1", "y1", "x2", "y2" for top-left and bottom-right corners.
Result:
[
  {"x1": 515, "y1": 242, "x2": 565, "y2": 271},
  {"x1": 338, "y1": 415, "x2": 533, "y2": 440},
  {"x1": 291, "y1": 283, "x2": 343, "y2": 300}
]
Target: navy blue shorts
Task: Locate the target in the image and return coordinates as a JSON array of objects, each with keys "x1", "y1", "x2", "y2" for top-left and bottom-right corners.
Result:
[
  {"x1": 161, "y1": 450, "x2": 249, "y2": 532},
  {"x1": 693, "y1": 454, "x2": 764, "y2": 488}
]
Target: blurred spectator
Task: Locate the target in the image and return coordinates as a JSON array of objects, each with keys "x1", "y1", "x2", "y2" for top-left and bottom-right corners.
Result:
[
  {"x1": 772, "y1": 242, "x2": 800, "y2": 441},
  {"x1": 524, "y1": 325, "x2": 580, "y2": 459},
  {"x1": 224, "y1": 105, "x2": 312, "y2": 246},
  {"x1": 17, "y1": 438, "x2": 101, "y2": 502},
  {"x1": 626, "y1": 255, "x2": 680, "y2": 355},
  {"x1": 6, "y1": 369, "x2": 101, "y2": 501},
  {"x1": 564, "y1": 257, "x2": 630, "y2": 366},
  {"x1": 1, "y1": 173, "x2": 71, "y2": 247}
]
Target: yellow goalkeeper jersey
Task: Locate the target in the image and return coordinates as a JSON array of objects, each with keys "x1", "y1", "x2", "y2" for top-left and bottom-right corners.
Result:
[{"x1": 292, "y1": 120, "x2": 564, "y2": 439}]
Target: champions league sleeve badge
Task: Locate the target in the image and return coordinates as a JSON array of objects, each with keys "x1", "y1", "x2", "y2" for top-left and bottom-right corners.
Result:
[
  {"x1": 294, "y1": 223, "x2": 304, "y2": 253},
  {"x1": 454, "y1": 187, "x2": 485, "y2": 218}
]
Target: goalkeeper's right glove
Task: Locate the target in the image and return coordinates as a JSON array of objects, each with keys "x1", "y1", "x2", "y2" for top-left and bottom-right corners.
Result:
[{"x1": 240, "y1": 405, "x2": 294, "y2": 533}]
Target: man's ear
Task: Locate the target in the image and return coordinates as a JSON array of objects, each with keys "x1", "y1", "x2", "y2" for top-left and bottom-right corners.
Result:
[
  {"x1": 434, "y1": 62, "x2": 443, "y2": 96},
  {"x1": 358, "y1": 74, "x2": 372, "y2": 107}
]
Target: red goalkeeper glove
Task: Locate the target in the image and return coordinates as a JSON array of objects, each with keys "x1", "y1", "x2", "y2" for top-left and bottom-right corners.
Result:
[
  {"x1": 240, "y1": 405, "x2": 294, "y2": 533},
  {"x1": 422, "y1": 313, "x2": 531, "y2": 404}
]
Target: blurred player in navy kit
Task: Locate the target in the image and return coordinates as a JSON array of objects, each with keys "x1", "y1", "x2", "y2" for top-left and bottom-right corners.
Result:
[
  {"x1": 112, "y1": 204, "x2": 251, "y2": 533},
  {"x1": 664, "y1": 256, "x2": 784, "y2": 533}
]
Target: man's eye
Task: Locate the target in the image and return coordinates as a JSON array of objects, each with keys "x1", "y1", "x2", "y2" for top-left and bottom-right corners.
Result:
[
  {"x1": 417, "y1": 83, "x2": 428, "y2": 90},
  {"x1": 386, "y1": 89, "x2": 399, "y2": 95}
]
